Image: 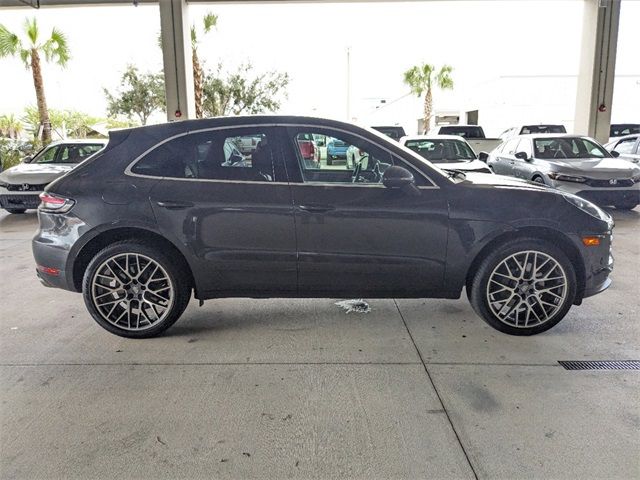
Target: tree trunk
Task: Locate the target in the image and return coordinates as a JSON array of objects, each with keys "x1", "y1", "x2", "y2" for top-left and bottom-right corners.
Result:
[
  {"x1": 423, "y1": 88, "x2": 433, "y2": 134},
  {"x1": 192, "y1": 49, "x2": 204, "y2": 119},
  {"x1": 30, "y1": 49, "x2": 51, "y2": 144}
]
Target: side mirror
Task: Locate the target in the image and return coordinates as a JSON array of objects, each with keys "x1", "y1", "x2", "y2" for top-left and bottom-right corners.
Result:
[
  {"x1": 514, "y1": 151, "x2": 530, "y2": 161},
  {"x1": 610, "y1": 150, "x2": 620, "y2": 158},
  {"x1": 478, "y1": 151, "x2": 489, "y2": 162},
  {"x1": 382, "y1": 166, "x2": 420, "y2": 195}
]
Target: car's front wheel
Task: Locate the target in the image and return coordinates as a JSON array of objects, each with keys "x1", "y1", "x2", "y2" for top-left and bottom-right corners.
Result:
[
  {"x1": 469, "y1": 238, "x2": 576, "y2": 335},
  {"x1": 82, "y1": 240, "x2": 191, "y2": 338}
]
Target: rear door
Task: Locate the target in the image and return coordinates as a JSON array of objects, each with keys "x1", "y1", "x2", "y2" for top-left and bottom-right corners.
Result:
[
  {"x1": 282, "y1": 126, "x2": 449, "y2": 297},
  {"x1": 131, "y1": 126, "x2": 297, "y2": 298}
]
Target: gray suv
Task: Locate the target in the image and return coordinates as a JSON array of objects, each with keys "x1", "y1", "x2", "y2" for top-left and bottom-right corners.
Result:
[{"x1": 487, "y1": 134, "x2": 640, "y2": 210}]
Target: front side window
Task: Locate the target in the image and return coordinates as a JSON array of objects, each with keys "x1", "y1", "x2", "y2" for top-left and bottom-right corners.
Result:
[
  {"x1": 612, "y1": 137, "x2": 636, "y2": 155},
  {"x1": 515, "y1": 138, "x2": 533, "y2": 159},
  {"x1": 30, "y1": 145, "x2": 60, "y2": 164},
  {"x1": 404, "y1": 139, "x2": 475, "y2": 163},
  {"x1": 290, "y1": 130, "x2": 397, "y2": 185},
  {"x1": 534, "y1": 137, "x2": 608, "y2": 160},
  {"x1": 503, "y1": 138, "x2": 520, "y2": 155},
  {"x1": 132, "y1": 128, "x2": 280, "y2": 182}
]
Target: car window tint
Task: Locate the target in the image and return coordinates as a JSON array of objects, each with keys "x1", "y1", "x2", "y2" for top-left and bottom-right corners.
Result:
[
  {"x1": 59, "y1": 144, "x2": 104, "y2": 163},
  {"x1": 132, "y1": 129, "x2": 279, "y2": 182},
  {"x1": 292, "y1": 131, "x2": 396, "y2": 185},
  {"x1": 404, "y1": 139, "x2": 475, "y2": 163},
  {"x1": 613, "y1": 138, "x2": 636, "y2": 155}
]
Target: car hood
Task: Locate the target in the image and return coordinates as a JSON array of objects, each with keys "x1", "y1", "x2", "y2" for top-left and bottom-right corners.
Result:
[
  {"x1": 544, "y1": 157, "x2": 640, "y2": 178},
  {"x1": 0, "y1": 163, "x2": 76, "y2": 185},
  {"x1": 437, "y1": 159, "x2": 490, "y2": 172}
]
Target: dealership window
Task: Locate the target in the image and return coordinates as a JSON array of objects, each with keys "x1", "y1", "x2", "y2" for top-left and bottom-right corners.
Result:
[
  {"x1": 132, "y1": 129, "x2": 279, "y2": 181},
  {"x1": 291, "y1": 131, "x2": 398, "y2": 185}
]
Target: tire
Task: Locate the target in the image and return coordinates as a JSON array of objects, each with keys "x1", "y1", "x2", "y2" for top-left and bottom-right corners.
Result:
[
  {"x1": 82, "y1": 240, "x2": 191, "y2": 338},
  {"x1": 6, "y1": 208, "x2": 27, "y2": 214},
  {"x1": 614, "y1": 202, "x2": 638, "y2": 210},
  {"x1": 327, "y1": 156, "x2": 333, "y2": 166},
  {"x1": 532, "y1": 176, "x2": 545, "y2": 185},
  {"x1": 469, "y1": 238, "x2": 576, "y2": 336}
]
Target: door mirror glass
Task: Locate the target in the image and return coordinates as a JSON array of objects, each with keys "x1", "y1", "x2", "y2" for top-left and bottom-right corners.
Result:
[
  {"x1": 478, "y1": 151, "x2": 488, "y2": 162},
  {"x1": 610, "y1": 150, "x2": 620, "y2": 158},
  {"x1": 382, "y1": 166, "x2": 419, "y2": 195},
  {"x1": 514, "y1": 151, "x2": 529, "y2": 161}
]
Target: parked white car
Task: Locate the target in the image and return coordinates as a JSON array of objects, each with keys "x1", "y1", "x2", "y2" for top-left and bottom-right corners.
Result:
[
  {"x1": 0, "y1": 139, "x2": 106, "y2": 214},
  {"x1": 605, "y1": 134, "x2": 640, "y2": 164},
  {"x1": 399, "y1": 135, "x2": 492, "y2": 173}
]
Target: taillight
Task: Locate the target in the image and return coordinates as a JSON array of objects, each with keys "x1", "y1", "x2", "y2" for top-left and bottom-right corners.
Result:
[{"x1": 39, "y1": 192, "x2": 75, "y2": 213}]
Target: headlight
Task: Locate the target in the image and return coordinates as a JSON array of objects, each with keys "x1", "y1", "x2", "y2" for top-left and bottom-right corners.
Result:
[
  {"x1": 563, "y1": 193, "x2": 611, "y2": 224},
  {"x1": 548, "y1": 172, "x2": 587, "y2": 183}
]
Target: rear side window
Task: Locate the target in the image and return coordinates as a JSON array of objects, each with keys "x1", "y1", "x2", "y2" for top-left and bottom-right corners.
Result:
[{"x1": 131, "y1": 128, "x2": 281, "y2": 182}]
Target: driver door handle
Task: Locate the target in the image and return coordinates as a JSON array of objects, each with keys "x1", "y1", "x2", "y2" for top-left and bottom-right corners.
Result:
[
  {"x1": 156, "y1": 200, "x2": 194, "y2": 210},
  {"x1": 298, "y1": 204, "x2": 335, "y2": 213}
]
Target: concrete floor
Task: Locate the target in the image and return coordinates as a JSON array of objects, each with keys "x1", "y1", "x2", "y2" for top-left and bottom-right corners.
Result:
[{"x1": 0, "y1": 209, "x2": 638, "y2": 480}]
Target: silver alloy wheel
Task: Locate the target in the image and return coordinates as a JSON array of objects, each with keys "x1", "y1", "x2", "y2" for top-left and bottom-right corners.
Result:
[
  {"x1": 486, "y1": 250, "x2": 567, "y2": 328},
  {"x1": 90, "y1": 253, "x2": 174, "y2": 331}
]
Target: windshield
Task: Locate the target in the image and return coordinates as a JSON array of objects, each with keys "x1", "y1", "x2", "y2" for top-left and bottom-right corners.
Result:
[
  {"x1": 30, "y1": 143, "x2": 104, "y2": 164},
  {"x1": 404, "y1": 139, "x2": 476, "y2": 163},
  {"x1": 610, "y1": 124, "x2": 640, "y2": 136},
  {"x1": 521, "y1": 125, "x2": 566, "y2": 134},
  {"x1": 438, "y1": 126, "x2": 483, "y2": 138},
  {"x1": 533, "y1": 137, "x2": 610, "y2": 160}
]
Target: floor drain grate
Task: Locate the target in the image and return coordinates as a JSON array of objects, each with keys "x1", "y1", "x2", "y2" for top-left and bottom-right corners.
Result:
[{"x1": 558, "y1": 360, "x2": 640, "y2": 371}]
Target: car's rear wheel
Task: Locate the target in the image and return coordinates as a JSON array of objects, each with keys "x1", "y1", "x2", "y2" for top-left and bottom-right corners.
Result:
[
  {"x1": 469, "y1": 238, "x2": 576, "y2": 335},
  {"x1": 6, "y1": 208, "x2": 27, "y2": 214},
  {"x1": 82, "y1": 241, "x2": 191, "y2": 338},
  {"x1": 532, "y1": 176, "x2": 545, "y2": 184}
]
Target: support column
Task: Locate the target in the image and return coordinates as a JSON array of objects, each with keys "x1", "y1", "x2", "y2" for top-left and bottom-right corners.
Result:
[
  {"x1": 159, "y1": 0, "x2": 195, "y2": 121},
  {"x1": 574, "y1": 0, "x2": 621, "y2": 144}
]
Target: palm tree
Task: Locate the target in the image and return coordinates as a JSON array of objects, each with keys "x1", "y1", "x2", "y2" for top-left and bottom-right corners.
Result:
[
  {"x1": 0, "y1": 114, "x2": 24, "y2": 139},
  {"x1": 0, "y1": 17, "x2": 70, "y2": 144},
  {"x1": 191, "y1": 12, "x2": 217, "y2": 118},
  {"x1": 403, "y1": 64, "x2": 453, "y2": 133}
]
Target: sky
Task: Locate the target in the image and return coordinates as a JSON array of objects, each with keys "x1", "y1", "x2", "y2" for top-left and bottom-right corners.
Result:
[{"x1": 0, "y1": 0, "x2": 639, "y2": 134}]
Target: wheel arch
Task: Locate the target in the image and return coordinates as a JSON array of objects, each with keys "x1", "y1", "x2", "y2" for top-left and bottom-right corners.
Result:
[
  {"x1": 465, "y1": 226, "x2": 586, "y2": 304},
  {"x1": 71, "y1": 226, "x2": 197, "y2": 296}
]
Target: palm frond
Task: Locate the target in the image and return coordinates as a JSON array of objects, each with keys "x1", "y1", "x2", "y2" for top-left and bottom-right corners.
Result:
[
  {"x1": 403, "y1": 65, "x2": 425, "y2": 97},
  {"x1": 0, "y1": 24, "x2": 22, "y2": 58},
  {"x1": 202, "y1": 12, "x2": 218, "y2": 34},
  {"x1": 43, "y1": 27, "x2": 70, "y2": 66},
  {"x1": 190, "y1": 25, "x2": 197, "y2": 49},
  {"x1": 24, "y1": 17, "x2": 38, "y2": 46},
  {"x1": 437, "y1": 65, "x2": 454, "y2": 90},
  {"x1": 19, "y1": 47, "x2": 31, "y2": 67}
]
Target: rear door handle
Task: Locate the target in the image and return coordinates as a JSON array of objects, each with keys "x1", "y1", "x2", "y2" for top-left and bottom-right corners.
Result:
[
  {"x1": 156, "y1": 200, "x2": 194, "y2": 210},
  {"x1": 298, "y1": 204, "x2": 335, "y2": 213}
]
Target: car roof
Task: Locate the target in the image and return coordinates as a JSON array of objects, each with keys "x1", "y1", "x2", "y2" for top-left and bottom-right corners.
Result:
[{"x1": 401, "y1": 134, "x2": 467, "y2": 142}]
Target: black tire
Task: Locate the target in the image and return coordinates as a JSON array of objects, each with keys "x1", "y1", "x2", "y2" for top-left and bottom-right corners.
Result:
[
  {"x1": 532, "y1": 176, "x2": 545, "y2": 185},
  {"x1": 6, "y1": 208, "x2": 27, "y2": 214},
  {"x1": 82, "y1": 240, "x2": 191, "y2": 338},
  {"x1": 327, "y1": 156, "x2": 333, "y2": 166},
  {"x1": 469, "y1": 237, "x2": 576, "y2": 336},
  {"x1": 614, "y1": 202, "x2": 638, "y2": 210}
]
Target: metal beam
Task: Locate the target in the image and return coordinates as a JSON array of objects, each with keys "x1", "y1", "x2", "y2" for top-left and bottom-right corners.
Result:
[
  {"x1": 574, "y1": 0, "x2": 621, "y2": 144},
  {"x1": 159, "y1": 0, "x2": 195, "y2": 121}
]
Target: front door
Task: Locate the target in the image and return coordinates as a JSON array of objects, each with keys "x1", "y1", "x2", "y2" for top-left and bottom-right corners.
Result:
[
  {"x1": 282, "y1": 126, "x2": 449, "y2": 297},
  {"x1": 131, "y1": 126, "x2": 297, "y2": 297}
]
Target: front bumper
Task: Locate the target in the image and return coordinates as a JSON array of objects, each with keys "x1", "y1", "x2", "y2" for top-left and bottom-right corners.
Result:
[
  {"x1": 0, "y1": 188, "x2": 42, "y2": 210},
  {"x1": 549, "y1": 180, "x2": 640, "y2": 206},
  {"x1": 573, "y1": 232, "x2": 614, "y2": 302}
]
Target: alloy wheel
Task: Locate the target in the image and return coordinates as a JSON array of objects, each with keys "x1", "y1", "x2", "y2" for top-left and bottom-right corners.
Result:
[
  {"x1": 90, "y1": 253, "x2": 175, "y2": 331},
  {"x1": 486, "y1": 250, "x2": 567, "y2": 328}
]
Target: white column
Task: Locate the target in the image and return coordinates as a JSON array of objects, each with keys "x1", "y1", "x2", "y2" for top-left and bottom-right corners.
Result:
[
  {"x1": 574, "y1": 0, "x2": 621, "y2": 144},
  {"x1": 159, "y1": 0, "x2": 195, "y2": 121}
]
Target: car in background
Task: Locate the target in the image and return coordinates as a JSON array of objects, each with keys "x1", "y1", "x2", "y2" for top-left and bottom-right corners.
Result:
[
  {"x1": 296, "y1": 133, "x2": 319, "y2": 167},
  {"x1": 486, "y1": 134, "x2": 640, "y2": 210},
  {"x1": 399, "y1": 135, "x2": 492, "y2": 174},
  {"x1": 604, "y1": 134, "x2": 640, "y2": 164},
  {"x1": 326, "y1": 138, "x2": 349, "y2": 165},
  {"x1": 431, "y1": 125, "x2": 501, "y2": 154},
  {"x1": 371, "y1": 125, "x2": 406, "y2": 141},
  {"x1": 0, "y1": 139, "x2": 106, "y2": 214},
  {"x1": 32, "y1": 115, "x2": 615, "y2": 338},
  {"x1": 500, "y1": 124, "x2": 566, "y2": 140},
  {"x1": 609, "y1": 123, "x2": 640, "y2": 142}
]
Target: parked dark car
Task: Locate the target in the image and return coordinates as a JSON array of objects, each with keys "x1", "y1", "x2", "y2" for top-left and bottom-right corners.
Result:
[
  {"x1": 486, "y1": 134, "x2": 640, "y2": 210},
  {"x1": 371, "y1": 125, "x2": 407, "y2": 141},
  {"x1": 33, "y1": 116, "x2": 614, "y2": 338},
  {"x1": 609, "y1": 123, "x2": 640, "y2": 142}
]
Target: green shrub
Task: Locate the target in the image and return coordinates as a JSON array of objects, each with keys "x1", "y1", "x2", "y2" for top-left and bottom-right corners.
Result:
[{"x1": 0, "y1": 138, "x2": 38, "y2": 171}]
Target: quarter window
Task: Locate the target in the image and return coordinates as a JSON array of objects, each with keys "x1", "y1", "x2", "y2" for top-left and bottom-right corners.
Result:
[{"x1": 132, "y1": 129, "x2": 280, "y2": 182}]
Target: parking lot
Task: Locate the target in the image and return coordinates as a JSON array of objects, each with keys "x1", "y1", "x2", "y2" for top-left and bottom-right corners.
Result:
[{"x1": 1, "y1": 208, "x2": 638, "y2": 479}]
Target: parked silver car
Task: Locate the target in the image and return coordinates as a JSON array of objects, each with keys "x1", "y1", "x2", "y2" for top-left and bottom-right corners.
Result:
[
  {"x1": 399, "y1": 135, "x2": 492, "y2": 173},
  {"x1": 0, "y1": 139, "x2": 106, "y2": 214},
  {"x1": 487, "y1": 134, "x2": 640, "y2": 210},
  {"x1": 605, "y1": 134, "x2": 639, "y2": 164}
]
